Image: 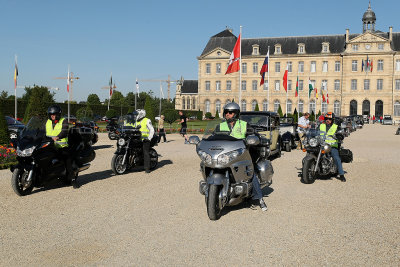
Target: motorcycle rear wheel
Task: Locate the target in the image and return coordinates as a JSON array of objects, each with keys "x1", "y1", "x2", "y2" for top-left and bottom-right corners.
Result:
[
  {"x1": 285, "y1": 143, "x2": 291, "y2": 152},
  {"x1": 207, "y1": 184, "x2": 221, "y2": 220},
  {"x1": 11, "y1": 168, "x2": 34, "y2": 196},
  {"x1": 149, "y1": 149, "x2": 158, "y2": 170},
  {"x1": 111, "y1": 154, "x2": 127, "y2": 175},
  {"x1": 302, "y1": 157, "x2": 316, "y2": 184}
]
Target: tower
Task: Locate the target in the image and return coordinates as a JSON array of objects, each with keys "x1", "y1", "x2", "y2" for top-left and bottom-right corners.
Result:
[{"x1": 362, "y1": 1, "x2": 376, "y2": 33}]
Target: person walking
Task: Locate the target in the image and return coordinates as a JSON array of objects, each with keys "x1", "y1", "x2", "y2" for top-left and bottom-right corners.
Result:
[
  {"x1": 178, "y1": 111, "x2": 189, "y2": 144},
  {"x1": 157, "y1": 115, "x2": 167, "y2": 143},
  {"x1": 297, "y1": 112, "x2": 310, "y2": 149}
]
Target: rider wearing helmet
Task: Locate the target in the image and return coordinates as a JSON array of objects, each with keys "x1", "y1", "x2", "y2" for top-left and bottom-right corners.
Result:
[
  {"x1": 319, "y1": 112, "x2": 346, "y2": 182},
  {"x1": 216, "y1": 102, "x2": 268, "y2": 211},
  {"x1": 45, "y1": 105, "x2": 77, "y2": 188}
]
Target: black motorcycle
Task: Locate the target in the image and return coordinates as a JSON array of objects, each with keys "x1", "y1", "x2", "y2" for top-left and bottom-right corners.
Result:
[
  {"x1": 106, "y1": 118, "x2": 119, "y2": 140},
  {"x1": 111, "y1": 116, "x2": 158, "y2": 175},
  {"x1": 396, "y1": 124, "x2": 400, "y2": 135},
  {"x1": 10, "y1": 116, "x2": 96, "y2": 196},
  {"x1": 301, "y1": 129, "x2": 352, "y2": 184},
  {"x1": 74, "y1": 118, "x2": 98, "y2": 145}
]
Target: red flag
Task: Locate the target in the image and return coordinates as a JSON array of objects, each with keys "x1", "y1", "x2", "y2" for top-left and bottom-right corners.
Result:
[
  {"x1": 109, "y1": 75, "x2": 113, "y2": 97},
  {"x1": 225, "y1": 34, "x2": 241, "y2": 74},
  {"x1": 327, "y1": 92, "x2": 329, "y2": 104},
  {"x1": 282, "y1": 66, "x2": 288, "y2": 92},
  {"x1": 14, "y1": 61, "x2": 18, "y2": 89},
  {"x1": 370, "y1": 59, "x2": 373, "y2": 72},
  {"x1": 295, "y1": 76, "x2": 299, "y2": 97},
  {"x1": 67, "y1": 67, "x2": 70, "y2": 92},
  {"x1": 259, "y1": 48, "x2": 269, "y2": 86},
  {"x1": 322, "y1": 92, "x2": 326, "y2": 102}
]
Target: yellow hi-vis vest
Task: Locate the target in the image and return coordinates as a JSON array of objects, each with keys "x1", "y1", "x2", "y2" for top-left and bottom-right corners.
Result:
[
  {"x1": 46, "y1": 118, "x2": 68, "y2": 148},
  {"x1": 125, "y1": 118, "x2": 150, "y2": 139},
  {"x1": 219, "y1": 120, "x2": 247, "y2": 139},
  {"x1": 319, "y1": 123, "x2": 338, "y2": 148}
]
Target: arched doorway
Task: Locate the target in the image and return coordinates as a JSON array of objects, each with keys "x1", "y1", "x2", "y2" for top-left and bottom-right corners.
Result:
[
  {"x1": 375, "y1": 100, "x2": 383, "y2": 118},
  {"x1": 350, "y1": 100, "x2": 357, "y2": 116},
  {"x1": 362, "y1": 100, "x2": 370, "y2": 116}
]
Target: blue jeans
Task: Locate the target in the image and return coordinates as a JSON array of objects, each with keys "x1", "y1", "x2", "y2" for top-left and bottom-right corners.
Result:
[
  {"x1": 252, "y1": 173, "x2": 263, "y2": 200},
  {"x1": 330, "y1": 148, "x2": 344, "y2": 175}
]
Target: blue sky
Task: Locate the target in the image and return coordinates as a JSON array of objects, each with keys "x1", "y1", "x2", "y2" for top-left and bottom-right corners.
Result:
[{"x1": 1, "y1": 0, "x2": 399, "y2": 102}]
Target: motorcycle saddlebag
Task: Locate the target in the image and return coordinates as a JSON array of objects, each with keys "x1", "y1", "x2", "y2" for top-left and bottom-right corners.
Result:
[
  {"x1": 76, "y1": 146, "x2": 96, "y2": 165},
  {"x1": 340, "y1": 148, "x2": 353, "y2": 163}
]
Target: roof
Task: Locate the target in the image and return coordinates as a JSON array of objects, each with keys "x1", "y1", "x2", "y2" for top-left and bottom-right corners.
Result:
[
  {"x1": 180, "y1": 80, "x2": 198, "y2": 94},
  {"x1": 200, "y1": 29, "x2": 237, "y2": 57}
]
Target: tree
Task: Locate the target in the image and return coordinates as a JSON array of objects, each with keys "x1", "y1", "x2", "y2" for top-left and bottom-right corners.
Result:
[
  {"x1": 196, "y1": 109, "x2": 203, "y2": 120},
  {"x1": 277, "y1": 105, "x2": 284, "y2": 117},
  {"x1": 144, "y1": 96, "x2": 155, "y2": 123},
  {"x1": 215, "y1": 111, "x2": 220, "y2": 119},
  {"x1": 310, "y1": 111, "x2": 316, "y2": 121},
  {"x1": 110, "y1": 90, "x2": 125, "y2": 106},
  {"x1": 164, "y1": 109, "x2": 179, "y2": 128},
  {"x1": 0, "y1": 91, "x2": 8, "y2": 100},
  {"x1": 23, "y1": 86, "x2": 55, "y2": 123},
  {"x1": 254, "y1": 103, "x2": 260, "y2": 111},
  {"x1": 21, "y1": 85, "x2": 55, "y2": 104},
  {"x1": 0, "y1": 101, "x2": 9, "y2": 144},
  {"x1": 87, "y1": 94, "x2": 101, "y2": 106},
  {"x1": 76, "y1": 106, "x2": 93, "y2": 120},
  {"x1": 106, "y1": 109, "x2": 118, "y2": 118},
  {"x1": 293, "y1": 108, "x2": 298, "y2": 123}
]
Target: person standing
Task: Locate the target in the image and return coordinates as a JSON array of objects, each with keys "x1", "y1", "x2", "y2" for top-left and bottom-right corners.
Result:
[
  {"x1": 157, "y1": 115, "x2": 167, "y2": 143},
  {"x1": 297, "y1": 112, "x2": 310, "y2": 149},
  {"x1": 178, "y1": 111, "x2": 189, "y2": 144}
]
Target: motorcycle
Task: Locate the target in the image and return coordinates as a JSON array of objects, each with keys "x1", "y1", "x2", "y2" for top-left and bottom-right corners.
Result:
[
  {"x1": 396, "y1": 124, "x2": 400, "y2": 135},
  {"x1": 301, "y1": 128, "x2": 353, "y2": 184},
  {"x1": 10, "y1": 116, "x2": 96, "y2": 196},
  {"x1": 74, "y1": 117, "x2": 98, "y2": 145},
  {"x1": 106, "y1": 118, "x2": 119, "y2": 140},
  {"x1": 111, "y1": 115, "x2": 158, "y2": 175},
  {"x1": 189, "y1": 119, "x2": 274, "y2": 220}
]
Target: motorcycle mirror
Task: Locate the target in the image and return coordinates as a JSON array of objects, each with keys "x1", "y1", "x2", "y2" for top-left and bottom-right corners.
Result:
[
  {"x1": 246, "y1": 135, "x2": 260, "y2": 146},
  {"x1": 188, "y1": 136, "x2": 200, "y2": 145}
]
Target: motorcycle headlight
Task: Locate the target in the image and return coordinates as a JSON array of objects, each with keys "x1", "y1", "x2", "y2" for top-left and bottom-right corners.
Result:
[
  {"x1": 217, "y1": 148, "x2": 245, "y2": 165},
  {"x1": 16, "y1": 146, "x2": 35, "y2": 157},
  {"x1": 118, "y1": 138, "x2": 126, "y2": 146},
  {"x1": 197, "y1": 150, "x2": 212, "y2": 165},
  {"x1": 309, "y1": 138, "x2": 318, "y2": 147},
  {"x1": 323, "y1": 144, "x2": 331, "y2": 153}
]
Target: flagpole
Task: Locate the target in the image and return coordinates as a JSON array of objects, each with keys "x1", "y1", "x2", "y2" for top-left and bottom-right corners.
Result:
[
  {"x1": 135, "y1": 78, "x2": 137, "y2": 110},
  {"x1": 308, "y1": 77, "x2": 310, "y2": 113},
  {"x1": 14, "y1": 55, "x2": 17, "y2": 119},
  {"x1": 267, "y1": 46, "x2": 270, "y2": 111},
  {"x1": 239, "y1": 26, "x2": 242, "y2": 106},
  {"x1": 68, "y1": 65, "x2": 70, "y2": 123},
  {"x1": 159, "y1": 82, "x2": 162, "y2": 117},
  {"x1": 297, "y1": 70, "x2": 299, "y2": 122}
]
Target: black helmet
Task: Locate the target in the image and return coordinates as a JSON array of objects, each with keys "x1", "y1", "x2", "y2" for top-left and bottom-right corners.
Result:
[
  {"x1": 47, "y1": 105, "x2": 62, "y2": 120},
  {"x1": 126, "y1": 112, "x2": 137, "y2": 123},
  {"x1": 223, "y1": 102, "x2": 240, "y2": 122}
]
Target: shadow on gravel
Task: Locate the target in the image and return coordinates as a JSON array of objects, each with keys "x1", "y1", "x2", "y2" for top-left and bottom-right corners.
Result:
[
  {"x1": 128, "y1": 159, "x2": 174, "y2": 173},
  {"x1": 78, "y1": 170, "x2": 114, "y2": 187},
  {"x1": 94, "y1": 145, "x2": 113, "y2": 150},
  {"x1": 28, "y1": 179, "x2": 70, "y2": 195}
]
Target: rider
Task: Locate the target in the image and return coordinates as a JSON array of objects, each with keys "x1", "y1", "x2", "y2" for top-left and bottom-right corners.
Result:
[
  {"x1": 127, "y1": 109, "x2": 155, "y2": 173},
  {"x1": 319, "y1": 112, "x2": 346, "y2": 182},
  {"x1": 216, "y1": 102, "x2": 268, "y2": 211},
  {"x1": 45, "y1": 105, "x2": 78, "y2": 188}
]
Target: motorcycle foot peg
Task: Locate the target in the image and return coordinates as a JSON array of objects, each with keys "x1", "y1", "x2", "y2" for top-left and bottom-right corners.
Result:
[{"x1": 199, "y1": 181, "x2": 207, "y2": 195}]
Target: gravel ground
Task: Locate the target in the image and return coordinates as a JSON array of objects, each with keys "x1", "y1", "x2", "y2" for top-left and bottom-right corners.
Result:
[{"x1": 0, "y1": 124, "x2": 399, "y2": 266}]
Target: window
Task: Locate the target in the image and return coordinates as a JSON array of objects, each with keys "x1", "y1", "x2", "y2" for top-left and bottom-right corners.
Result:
[
  {"x1": 241, "y1": 80, "x2": 247, "y2": 91},
  {"x1": 274, "y1": 100, "x2": 280, "y2": 113},
  {"x1": 263, "y1": 81, "x2": 269, "y2": 91},
  {"x1": 275, "y1": 45, "x2": 281, "y2": 54},
  {"x1": 287, "y1": 100, "x2": 292, "y2": 113},
  {"x1": 335, "y1": 61, "x2": 341, "y2": 72},
  {"x1": 334, "y1": 79, "x2": 340, "y2": 91},
  {"x1": 226, "y1": 80, "x2": 231, "y2": 91},
  {"x1": 187, "y1": 98, "x2": 190, "y2": 110},
  {"x1": 275, "y1": 80, "x2": 280, "y2": 91},
  {"x1": 252, "y1": 46, "x2": 259, "y2": 55},
  {"x1": 287, "y1": 80, "x2": 292, "y2": 91},
  {"x1": 192, "y1": 97, "x2": 196, "y2": 110},
  {"x1": 334, "y1": 101, "x2": 340, "y2": 116},
  {"x1": 298, "y1": 44, "x2": 305, "y2": 54},
  {"x1": 322, "y1": 102, "x2": 327, "y2": 113},
  {"x1": 263, "y1": 100, "x2": 268, "y2": 111},
  {"x1": 298, "y1": 61, "x2": 304, "y2": 73},
  {"x1": 242, "y1": 63, "x2": 247, "y2": 73},
  {"x1": 182, "y1": 97, "x2": 185, "y2": 109},
  {"x1": 377, "y1": 60, "x2": 384, "y2": 71},
  {"x1": 253, "y1": 63, "x2": 258, "y2": 73},
  {"x1": 322, "y1": 80, "x2": 327, "y2": 90},
  {"x1": 299, "y1": 100, "x2": 304, "y2": 113},
  {"x1": 351, "y1": 79, "x2": 357, "y2": 90},
  {"x1": 396, "y1": 60, "x2": 400, "y2": 71},
  {"x1": 215, "y1": 100, "x2": 221, "y2": 114},
  {"x1": 378, "y1": 44, "x2": 384, "y2": 50},
  {"x1": 311, "y1": 61, "x2": 316, "y2": 72},
  {"x1": 322, "y1": 61, "x2": 328, "y2": 72},
  {"x1": 352, "y1": 44, "x2": 359, "y2": 51},
  {"x1": 216, "y1": 81, "x2": 221, "y2": 91},
  {"x1": 275, "y1": 62, "x2": 281, "y2": 72},
  {"x1": 309, "y1": 100, "x2": 316, "y2": 114},
  {"x1": 205, "y1": 81, "x2": 210, "y2": 91},
  {"x1": 322, "y1": 44, "x2": 329, "y2": 53},
  {"x1": 364, "y1": 79, "x2": 370, "y2": 90},
  {"x1": 252, "y1": 100, "x2": 258, "y2": 111},
  {"x1": 298, "y1": 80, "x2": 304, "y2": 91},
  {"x1": 241, "y1": 100, "x2": 247, "y2": 111},
  {"x1": 287, "y1": 61, "x2": 292, "y2": 72},
  {"x1": 205, "y1": 100, "x2": 210, "y2": 113},
  {"x1": 352, "y1": 60, "x2": 358, "y2": 71},
  {"x1": 206, "y1": 63, "x2": 211, "y2": 74},
  {"x1": 394, "y1": 101, "x2": 400, "y2": 116},
  {"x1": 216, "y1": 63, "x2": 221, "y2": 74},
  {"x1": 377, "y1": 79, "x2": 383, "y2": 90},
  {"x1": 395, "y1": 79, "x2": 400, "y2": 90},
  {"x1": 252, "y1": 80, "x2": 258, "y2": 91}
]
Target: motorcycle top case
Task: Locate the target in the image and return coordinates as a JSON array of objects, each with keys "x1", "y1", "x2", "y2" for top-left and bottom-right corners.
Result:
[
  {"x1": 339, "y1": 148, "x2": 353, "y2": 163},
  {"x1": 76, "y1": 146, "x2": 96, "y2": 165}
]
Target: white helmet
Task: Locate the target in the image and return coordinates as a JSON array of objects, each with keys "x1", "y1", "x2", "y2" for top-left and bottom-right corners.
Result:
[{"x1": 136, "y1": 109, "x2": 146, "y2": 121}]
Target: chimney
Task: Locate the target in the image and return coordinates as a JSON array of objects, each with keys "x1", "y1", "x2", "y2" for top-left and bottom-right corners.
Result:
[
  {"x1": 346, "y1": 29, "x2": 349, "y2": 42},
  {"x1": 389, "y1": 26, "x2": 393, "y2": 42}
]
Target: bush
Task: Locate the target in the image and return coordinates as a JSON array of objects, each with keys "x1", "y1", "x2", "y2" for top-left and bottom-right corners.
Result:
[
  {"x1": 205, "y1": 112, "x2": 213, "y2": 119},
  {"x1": 215, "y1": 111, "x2": 220, "y2": 119},
  {"x1": 0, "y1": 102, "x2": 9, "y2": 145},
  {"x1": 196, "y1": 110, "x2": 203, "y2": 120},
  {"x1": 106, "y1": 109, "x2": 118, "y2": 119},
  {"x1": 164, "y1": 109, "x2": 179, "y2": 127}
]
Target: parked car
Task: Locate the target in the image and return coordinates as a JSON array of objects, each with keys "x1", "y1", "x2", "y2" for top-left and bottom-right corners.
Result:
[
  {"x1": 5, "y1": 116, "x2": 25, "y2": 139},
  {"x1": 240, "y1": 111, "x2": 282, "y2": 158},
  {"x1": 279, "y1": 117, "x2": 299, "y2": 152},
  {"x1": 382, "y1": 115, "x2": 393, "y2": 125}
]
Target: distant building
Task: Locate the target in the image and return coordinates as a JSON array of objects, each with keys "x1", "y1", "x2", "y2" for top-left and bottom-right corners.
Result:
[
  {"x1": 176, "y1": 3, "x2": 400, "y2": 120},
  {"x1": 175, "y1": 80, "x2": 198, "y2": 111}
]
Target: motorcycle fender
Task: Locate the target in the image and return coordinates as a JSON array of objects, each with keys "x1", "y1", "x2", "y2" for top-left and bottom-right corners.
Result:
[
  {"x1": 302, "y1": 154, "x2": 317, "y2": 165},
  {"x1": 206, "y1": 172, "x2": 229, "y2": 207},
  {"x1": 114, "y1": 148, "x2": 125, "y2": 155},
  {"x1": 206, "y1": 173, "x2": 227, "y2": 185},
  {"x1": 281, "y1": 132, "x2": 291, "y2": 142}
]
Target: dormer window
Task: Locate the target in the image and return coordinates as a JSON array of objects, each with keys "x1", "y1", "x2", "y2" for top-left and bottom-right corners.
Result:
[
  {"x1": 298, "y1": 43, "x2": 305, "y2": 54},
  {"x1": 274, "y1": 44, "x2": 282, "y2": 55},
  {"x1": 322, "y1": 42, "x2": 330, "y2": 53},
  {"x1": 252, "y1": 44, "x2": 259, "y2": 55}
]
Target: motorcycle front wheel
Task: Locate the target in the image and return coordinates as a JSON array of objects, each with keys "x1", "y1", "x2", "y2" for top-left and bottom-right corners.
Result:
[
  {"x1": 302, "y1": 157, "x2": 316, "y2": 184},
  {"x1": 111, "y1": 154, "x2": 128, "y2": 175},
  {"x1": 207, "y1": 184, "x2": 222, "y2": 220},
  {"x1": 108, "y1": 132, "x2": 117, "y2": 140},
  {"x1": 11, "y1": 168, "x2": 34, "y2": 196}
]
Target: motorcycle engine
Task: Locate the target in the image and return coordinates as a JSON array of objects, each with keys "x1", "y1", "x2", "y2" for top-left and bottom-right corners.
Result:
[{"x1": 320, "y1": 157, "x2": 331, "y2": 175}]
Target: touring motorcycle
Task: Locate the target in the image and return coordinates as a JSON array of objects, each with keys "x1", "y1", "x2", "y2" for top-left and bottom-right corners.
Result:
[
  {"x1": 189, "y1": 118, "x2": 274, "y2": 220},
  {"x1": 301, "y1": 128, "x2": 353, "y2": 184},
  {"x1": 10, "y1": 116, "x2": 96, "y2": 196},
  {"x1": 106, "y1": 118, "x2": 119, "y2": 140},
  {"x1": 111, "y1": 115, "x2": 158, "y2": 175}
]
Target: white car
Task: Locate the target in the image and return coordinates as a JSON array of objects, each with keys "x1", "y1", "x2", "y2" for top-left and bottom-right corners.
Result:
[{"x1": 382, "y1": 115, "x2": 393, "y2": 125}]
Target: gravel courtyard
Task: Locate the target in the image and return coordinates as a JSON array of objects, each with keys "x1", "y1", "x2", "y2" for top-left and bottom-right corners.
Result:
[{"x1": 0, "y1": 124, "x2": 399, "y2": 266}]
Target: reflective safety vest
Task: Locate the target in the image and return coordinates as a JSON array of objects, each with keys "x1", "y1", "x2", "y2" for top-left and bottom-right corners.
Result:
[
  {"x1": 219, "y1": 120, "x2": 247, "y2": 139},
  {"x1": 126, "y1": 118, "x2": 150, "y2": 139},
  {"x1": 46, "y1": 118, "x2": 68, "y2": 148},
  {"x1": 319, "y1": 123, "x2": 338, "y2": 148}
]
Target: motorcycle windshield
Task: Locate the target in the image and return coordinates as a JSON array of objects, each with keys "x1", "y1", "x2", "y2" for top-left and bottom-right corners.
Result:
[
  {"x1": 18, "y1": 116, "x2": 47, "y2": 147},
  {"x1": 202, "y1": 119, "x2": 241, "y2": 141},
  {"x1": 117, "y1": 115, "x2": 140, "y2": 132}
]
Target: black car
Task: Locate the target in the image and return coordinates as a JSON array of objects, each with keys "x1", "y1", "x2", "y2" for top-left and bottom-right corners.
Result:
[{"x1": 5, "y1": 116, "x2": 25, "y2": 139}]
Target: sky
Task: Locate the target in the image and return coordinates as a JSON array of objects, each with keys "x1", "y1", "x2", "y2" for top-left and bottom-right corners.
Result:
[{"x1": 1, "y1": 0, "x2": 399, "y2": 103}]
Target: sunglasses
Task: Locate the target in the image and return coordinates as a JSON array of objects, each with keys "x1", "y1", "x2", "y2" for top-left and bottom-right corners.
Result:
[{"x1": 226, "y1": 111, "x2": 235, "y2": 114}]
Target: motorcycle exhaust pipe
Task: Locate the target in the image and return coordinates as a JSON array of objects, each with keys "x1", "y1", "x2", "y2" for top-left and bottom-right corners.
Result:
[{"x1": 78, "y1": 163, "x2": 90, "y2": 172}]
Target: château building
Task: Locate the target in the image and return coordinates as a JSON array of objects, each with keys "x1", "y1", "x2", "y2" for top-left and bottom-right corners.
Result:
[{"x1": 175, "y1": 3, "x2": 400, "y2": 121}]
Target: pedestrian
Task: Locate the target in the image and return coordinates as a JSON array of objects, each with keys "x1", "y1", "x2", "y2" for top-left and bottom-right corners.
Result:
[
  {"x1": 178, "y1": 111, "x2": 189, "y2": 144},
  {"x1": 297, "y1": 112, "x2": 311, "y2": 149},
  {"x1": 380, "y1": 116, "x2": 383, "y2": 124},
  {"x1": 157, "y1": 115, "x2": 167, "y2": 143},
  {"x1": 372, "y1": 115, "x2": 375, "y2": 124}
]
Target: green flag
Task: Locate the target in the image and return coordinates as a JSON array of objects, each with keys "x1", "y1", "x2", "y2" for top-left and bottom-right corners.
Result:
[{"x1": 308, "y1": 78, "x2": 314, "y2": 98}]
